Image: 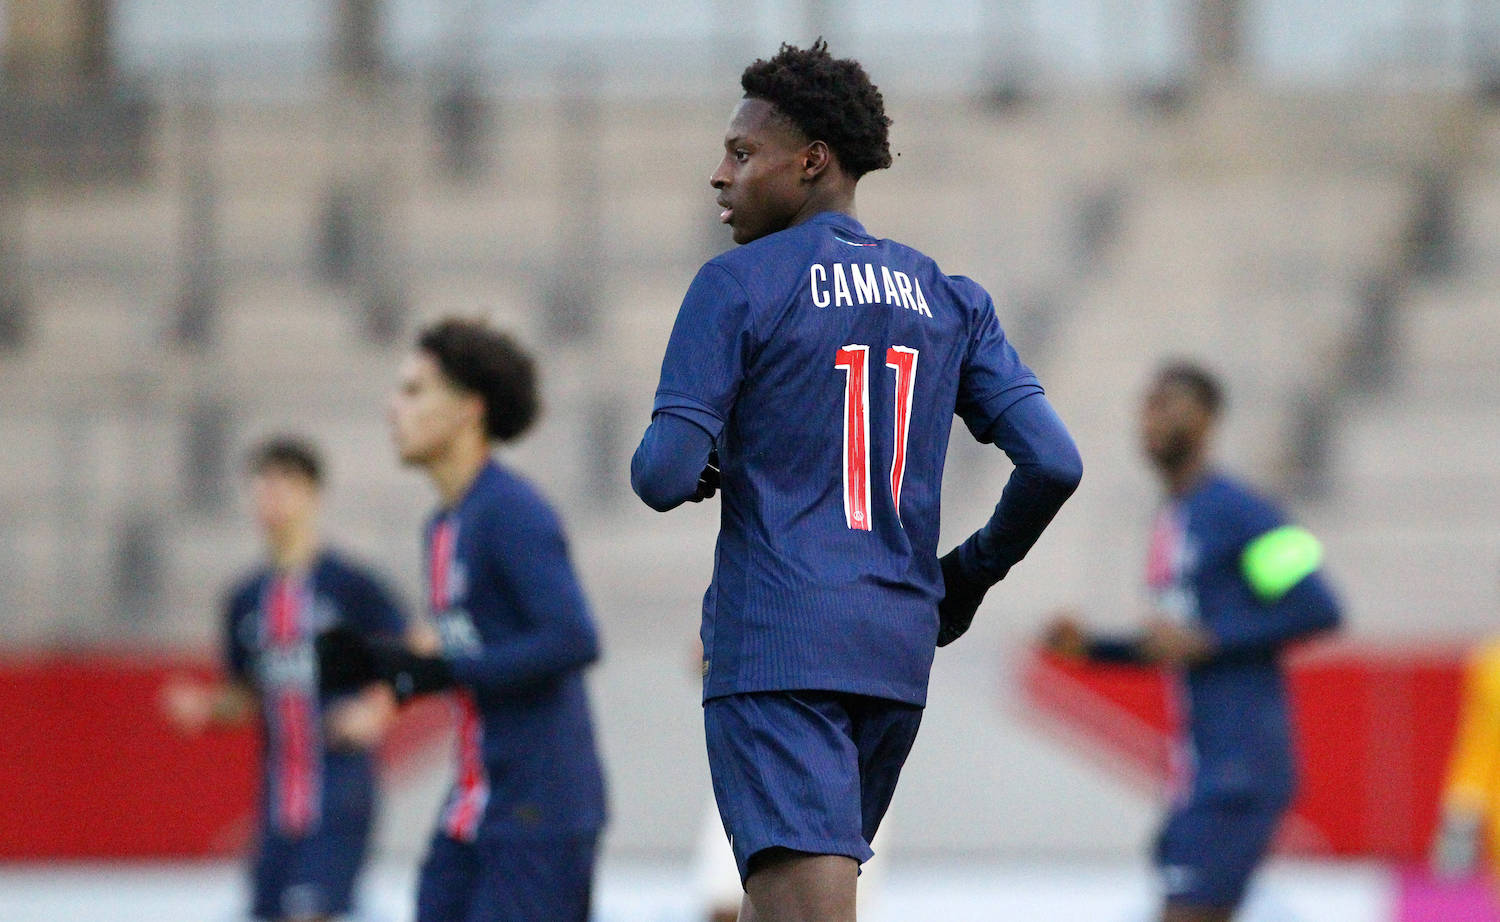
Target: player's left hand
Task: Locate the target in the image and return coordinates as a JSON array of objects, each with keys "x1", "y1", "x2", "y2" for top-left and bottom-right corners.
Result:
[
  {"x1": 937, "y1": 549, "x2": 990, "y2": 647},
  {"x1": 691, "y1": 448, "x2": 721, "y2": 502}
]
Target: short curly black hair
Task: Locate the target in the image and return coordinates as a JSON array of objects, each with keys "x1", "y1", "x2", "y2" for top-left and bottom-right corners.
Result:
[
  {"x1": 418, "y1": 318, "x2": 540, "y2": 443},
  {"x1": 741, "y1": 39, "x2": 892, "y2": 179}
]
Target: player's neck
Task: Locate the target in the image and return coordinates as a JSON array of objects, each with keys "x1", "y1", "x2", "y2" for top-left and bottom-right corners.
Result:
[
  {"x1": 790, "y1": 180, "x2": 857, "y2": 229},
  {"x1": 427, "y1": 431, "x2": 491, "y2": 509},
  {"x1": 268, "y1": 523, "x2": 319, "y2": 573},
  {"x1": 1162, "y1": 454, "x2": 1209, "y2": 497}
]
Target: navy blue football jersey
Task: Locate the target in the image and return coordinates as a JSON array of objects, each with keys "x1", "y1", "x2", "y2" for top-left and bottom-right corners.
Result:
[
  {"x1": 652, "y1": 211, "x2": 1043, "y2": 705},
  {"x1": 423, "y1": 459, "x2": 607, "y2": 842},
  {"x1": 224, "y1": 550, "x2": 407, "y2": 834},
  {"x1": 1146, "y1": 471, "x2": 1340, "y2": 801}
]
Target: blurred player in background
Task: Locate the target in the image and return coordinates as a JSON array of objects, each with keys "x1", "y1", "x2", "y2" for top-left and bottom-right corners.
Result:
[
  {"x1": 632, "y1": 40, "x2": 1081, "y2": 922},
  {"x1": 1043, "y1": 362, "x2": 1342, "y2": 922},
  {"x1": 1432, "y1": 625, "x2": 1500, "y2": 882},
  {"x1": 354, "y1": 317, "x2": 608, "y2": 922},
  {"x1": 162, "y1": 437, "x2": 409, "y2": 922}
]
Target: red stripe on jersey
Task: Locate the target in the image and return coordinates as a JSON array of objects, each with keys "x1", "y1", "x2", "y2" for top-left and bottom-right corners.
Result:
[
  {"x1": 442, "y1": 691, "x2": 489, "y2": 841},
  {"x1": 429, "y1": 517, "x2": 489, "y2": 840},
  {"x1": 429, "y1": 520, "x2": 456, "y2": 614},
  {"x1": 885, "y1": 346, "x2": 919, "y2": 522},
  {"x1": 1146, "y1": 507, "x2": 1182, "y2": 591},
  {"x1": 267, "y1": 576, "x2": 320, "y2": 835},
  {"x1": 835, "y1": 345, "x2": 872, "y2": 531}
]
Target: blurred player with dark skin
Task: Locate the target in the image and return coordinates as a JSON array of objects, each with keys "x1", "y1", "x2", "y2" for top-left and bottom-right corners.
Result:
[
  {"x1": 1043, "y1": 363, "x2": 1342, "y2": 922},
  {"x1": 350, "y1": 318, "x2": 607, "y2": 922},
  {"x1": 163, "y1": 438, "x2": 408, "y2": 922},
  {"x1": 632, "y1": 41, "x2": 1082, "y2": 922}
]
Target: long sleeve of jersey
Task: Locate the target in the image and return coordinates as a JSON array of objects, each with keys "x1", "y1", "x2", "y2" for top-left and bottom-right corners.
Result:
[
  {"x1": 445, "y1": 506, "x2": 600, "y2": 695},
  {"x1": 1205, "y1": 570, "x2": 1341, "y2": 659},
  {"x1": 947, "y1": 392, "x2": 1083, "y2": 586},
  {"x1": 631, "y1": 411, "x2": 715, "y2": 512}
]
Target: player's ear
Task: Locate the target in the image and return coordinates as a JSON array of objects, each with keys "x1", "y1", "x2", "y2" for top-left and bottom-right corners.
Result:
[{"x1": 802, "y1": 140, "x2": 832, "y2": 182}]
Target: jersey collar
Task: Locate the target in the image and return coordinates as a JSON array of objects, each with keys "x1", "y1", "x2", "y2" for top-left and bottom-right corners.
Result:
[{"x1": 805, "y1": 210, "x2": 870, "y2": 239}]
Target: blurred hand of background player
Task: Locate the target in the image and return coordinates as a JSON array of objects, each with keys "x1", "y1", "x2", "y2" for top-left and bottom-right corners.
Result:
[
  {"x1": 692, "y1": 448, "x2": 720, "y2": 502},
  {"x1": 1041, "y1": 610, "x2": 1088, "y2": 658},
  {"x1": 159, "y1": 675, "x2": 253, "y2": 734},
  {"x1": 1139, "y1": 617, "x2": 1215, "y2": 665},
  {"x1": 324, "y1": 684, "x2": 398, "y2": 750},
  {"x1": 936, "y1": 550, "x2": 990, "y2": 647}
]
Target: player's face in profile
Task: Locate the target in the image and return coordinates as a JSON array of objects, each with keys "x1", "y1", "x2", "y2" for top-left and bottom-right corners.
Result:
[
  {"x1": 710, "y1": 97, "x2": 813, "y2": 244},
  {"x1": 1140, "y1": 379, "x2": 1209, "y2": 472},
  {"x1": 388, "y1": 351, "x2": 475, "y2": 466},
  {"x1": 250, "y1": 468, "x2": 318, "y2": 534}
]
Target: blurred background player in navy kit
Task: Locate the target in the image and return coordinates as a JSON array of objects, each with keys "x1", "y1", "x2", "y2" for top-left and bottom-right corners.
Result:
[
  {"x1": 631, "y1": 41, "x2": 1082, "y2": 922},
  {"x1": 1043, "y1": 361, "x2": 1342, "y2": 922},
  {"x1": 162, "y1": 437, "x2": 409, "y2": 922},
  {"x1": 342, "y1": 317, "x2": 607, "y2": 922}
]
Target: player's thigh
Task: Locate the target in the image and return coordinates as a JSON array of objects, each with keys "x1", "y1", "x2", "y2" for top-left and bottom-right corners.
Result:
[
  {"x1": 416, "y1": 835, "x2": 481, "y2": 922},
  {"x1": 1156, "y1": 796, "x2": 1286, "y2": 910},
  {"x1": 847, "y1": 694, "x2": 923, "y2": 844},
  {"x1": 462, "y1": 836, "x2": 598, "y2": 922},
  {"x1": 703, "y1": 691, "x2": 871, "y2": 884}
]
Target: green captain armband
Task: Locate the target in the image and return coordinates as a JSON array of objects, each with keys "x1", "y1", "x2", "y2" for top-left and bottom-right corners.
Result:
[{"x1": 1241, "y1": 525, "x2": 1323, "y2": 602}]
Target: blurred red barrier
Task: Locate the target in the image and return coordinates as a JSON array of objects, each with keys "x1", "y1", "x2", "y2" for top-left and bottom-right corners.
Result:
[
  {"x1": 0, "y1": 653, "x2": 450, "y2": 859},
  {"x1": 1020, "y1": 643, "x2": 1466, "y2": 860}
]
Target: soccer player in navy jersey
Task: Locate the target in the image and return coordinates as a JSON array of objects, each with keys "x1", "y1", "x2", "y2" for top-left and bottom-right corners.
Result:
[
  {"x1": 1043, "y1": 362, "x2": 1342, "y2": 922},
  {"x1": 630, "y1": 41, "x2": 1083, "y2": 922},
  {"x1": 371, "y1": 318, "x2": 606, "y2": 922},
  {"x1": 162, "y1": 438, "x2": 408, "y2": 922}
]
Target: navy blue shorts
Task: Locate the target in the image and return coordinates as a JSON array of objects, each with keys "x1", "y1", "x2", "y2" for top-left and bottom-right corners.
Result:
[
  {"x1": 703, "y1": 690, "x2": 923, "y2": 884},
  {"x1": 1155, "y1": 795, "x2": 1289, "y2": 909},
  {"x1": 250, "y1": 758, "x2": 374, "y2": 920},
  {"x1": 416, "y1": 833, "x2": 598, "y2": 922}
]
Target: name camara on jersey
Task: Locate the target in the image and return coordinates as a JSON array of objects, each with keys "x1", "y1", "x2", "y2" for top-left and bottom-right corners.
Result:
[{"x1": 809, "y1": 261, "x2": 934, "y2": 318}]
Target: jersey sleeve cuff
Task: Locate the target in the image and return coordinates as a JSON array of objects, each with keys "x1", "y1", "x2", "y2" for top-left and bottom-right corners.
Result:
[
  {"x1": 963, "y1": 376, "x2": 1044, "y2": 442},
  {"x1": 652, "y1": 391, "x2": 725, "y2": 441}
]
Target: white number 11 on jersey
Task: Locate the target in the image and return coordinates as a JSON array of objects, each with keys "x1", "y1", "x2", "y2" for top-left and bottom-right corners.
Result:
[{"x1": 834, "y1": 344, "x2": 919, "y2": 531}]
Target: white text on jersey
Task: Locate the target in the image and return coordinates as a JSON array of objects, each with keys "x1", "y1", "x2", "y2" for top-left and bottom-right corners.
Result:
[{"x1": 809, "y1": 263, "x2": 933, "y2": 318}]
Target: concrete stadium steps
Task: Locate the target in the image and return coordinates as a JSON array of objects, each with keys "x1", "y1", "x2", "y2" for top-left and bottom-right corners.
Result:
[
  {"x1": 18, "y1": 187, "x2": 177, "y2": 271},
  {"x1": 1306, "y1": 520, "x2": 1500, "y2": 639},
  {"x1": 1337, "y1": 400, "x2": 1500, "y2": 482},
  {"x1": 1398, "y1": 281, "x2": 1500, "y2": 385},
  {"x1": 20, "y1": 283, "x2": 166, "y2": 369},
  {"x1": 1458, "y1": 171, "x2": 1500, "y2": 262}
]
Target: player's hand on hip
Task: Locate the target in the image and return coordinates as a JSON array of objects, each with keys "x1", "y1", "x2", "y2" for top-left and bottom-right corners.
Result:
[
  {"x1": 936, "y1": 549, "x2": 990, "y2": 647},
  {"x1": 692, "y1": 448, "x2": 721, "y2": 502}
]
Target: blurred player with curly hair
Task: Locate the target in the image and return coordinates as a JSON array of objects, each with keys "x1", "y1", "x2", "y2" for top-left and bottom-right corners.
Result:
[
  {"x1": 632, "y1": 40, "x2": 1082, "y2": 922},
  {"x1": 358, "y1": 318, "x2": 608, "y2": 922}
]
